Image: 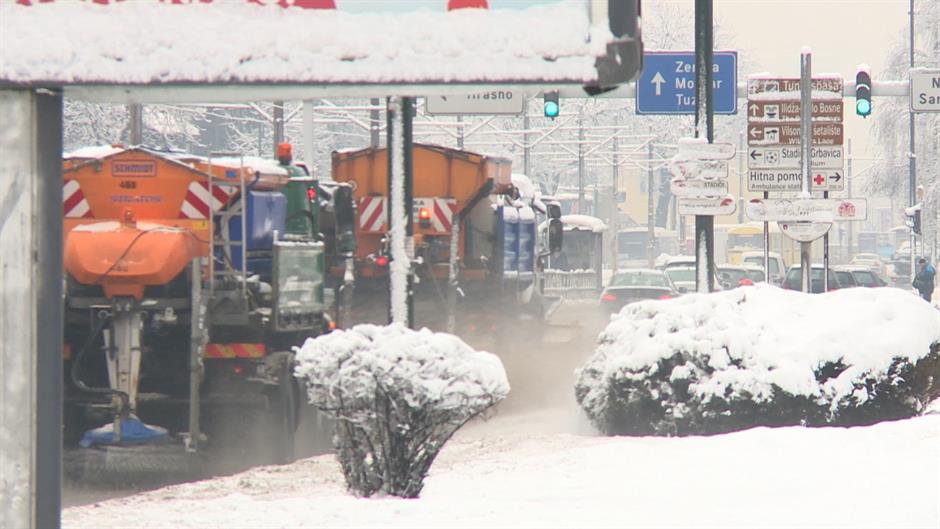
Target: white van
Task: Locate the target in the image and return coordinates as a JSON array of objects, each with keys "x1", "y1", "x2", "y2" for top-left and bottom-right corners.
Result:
[{"x1": 740, "y1": 251, "x2": 786, "y2": 285}]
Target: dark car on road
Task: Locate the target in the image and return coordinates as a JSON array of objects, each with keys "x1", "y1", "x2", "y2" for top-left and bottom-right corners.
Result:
[
  {"x1": 834, "y1": 265, "x2": 889, "y2": 288},
  {"x1": 600, "y1": 269, "x2": 678, "y2": 313},
  {"x1": 782, "y1": 265, "x2": 842, "y2": 293}
]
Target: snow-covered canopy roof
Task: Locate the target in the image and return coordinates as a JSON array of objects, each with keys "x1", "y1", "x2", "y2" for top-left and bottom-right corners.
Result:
[{"x1": 0, "y1": 1, "x2": 631, "y2": 102}]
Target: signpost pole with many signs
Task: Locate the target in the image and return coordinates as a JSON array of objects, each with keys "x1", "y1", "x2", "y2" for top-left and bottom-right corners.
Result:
[{"x1": 694, "y1": 0, "x2": 716, "y2": 293}]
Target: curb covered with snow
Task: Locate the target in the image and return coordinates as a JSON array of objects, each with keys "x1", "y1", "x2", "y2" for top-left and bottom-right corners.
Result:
[{"x1": 576, "y1": 284, "x2": 940, "y2": 435}]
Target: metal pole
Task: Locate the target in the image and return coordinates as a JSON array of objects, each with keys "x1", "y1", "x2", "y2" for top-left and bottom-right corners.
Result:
[
  {"x1": 386, "y1": 97, "x2": 413, "y2": 327},
  {"x1": 694, "y1": 0, "x2": 715, "y2": 293},
  {"x1": 738, "y1": 131, "x2": 745, "y2": 223},
  {"x1": 611, "y1": 117, "x2": 619, "y2": 274},
  {"x1": 847, "y1": 138, "x2": 853, "y2": 259},
  {"x1": 909, "y1": 0, "x2": 917, "y2": 268},
  {"x1": 578, "y1": 110, "x2": 585, "y2": 214},
  {"x1": 403, "y1": 97, "x2": 415, "y2": 327},
  {"x1": 800, "y1": 49, "x2": 813, "y2": 293},
  {"x1": 763, "y1": 191, "x2": 770, "y2": 283},
  {"x1": 523, "y1": 98, "x2": 531, "y2": 176},
  {"x1": 370, "y1": 98, "x2": 381, "y2": 148},
  {"x1": 188, "y1": 257, "x2": 204, "y2": 453},
  {"x1": 273, "y1": 101, "x2": 284, "y2": 156},
  {"x1": 303, "y1": 100, "x2": 315, "y2": 168},
  {"x1": 128, "y1": 103, "x2": 143, "y2": 145},
  {"x1": 647, "y1": 128, "x2": 655, "y2": 269},
  {"x1": 823, "y1": 190, "x2": 830, "y2": 291}
]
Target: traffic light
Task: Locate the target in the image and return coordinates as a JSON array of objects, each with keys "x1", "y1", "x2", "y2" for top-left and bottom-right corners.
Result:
[
  {"x1": 855, "y1": 65, "x2": 872, "y2": 117},
  {"x1": 543, "y1": 90, "x2": 559, "y2": 119}
]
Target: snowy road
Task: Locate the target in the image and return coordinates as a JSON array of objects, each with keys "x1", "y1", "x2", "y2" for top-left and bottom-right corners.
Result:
[{"x1": 62, "y1": 300, "x2": 608, "y2": 508}]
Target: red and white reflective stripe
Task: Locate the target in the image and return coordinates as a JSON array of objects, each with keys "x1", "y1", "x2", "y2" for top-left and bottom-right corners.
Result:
[
  {"x1": 416, "y1": 197, "x2": 458, "y2": 233},
  {"x1": 63, "y1": 179, "x2": 93, "y2": 218},
  {"x1": 358, "y1": 196, "x2": 387, "y2": 233},
  {"x1": 179, "y1": 181, "x2": 236, "y2": 219}
]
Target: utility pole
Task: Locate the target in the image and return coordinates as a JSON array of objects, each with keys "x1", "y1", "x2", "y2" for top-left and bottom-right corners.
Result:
[
  {"x1": 386, "y1": 97, "x2": 415, "y2": 328},
  {"x1": 578, "y1": 109, "x2": 585, "y2": 214},
  {"x1": 128, "y1": 103, "x2": 143, "y2": 145},
  {"x1": 610, "y1": 116, "x2": 619, "y2": 274},
  {"x1": 847, "y1": 138, "x2": 853, "y2": 259},
  {"x1": 647, "y1": 127, "x2": 655, "y2": 269},
  {"x1": 738, "y1": 131, "x2": 744, "y2": 223},
  {"x1": 908, "y1": 0, "x2": 917, "y2": 266},
  {"x1": 523, "y1": 98, "x2": 531, "y2": 176},
  {"x1": 800, "y1": 49, "x2": 813, "y2": 293},
  {"x1": 273, "y1": 101, "x2": 285, "y2": 156},
  {"x1": 694, "y1": 0, "x2": 715, "y2": 293},
  {"x1": 370, "y1": 98, "x2": 381, "y2": 148}
]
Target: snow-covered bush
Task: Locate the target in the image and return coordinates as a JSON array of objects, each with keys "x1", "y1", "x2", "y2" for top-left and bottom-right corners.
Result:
[
  {"x1": 295, "y1": 324, "x2": 509, "y2": 497},
  {"x1": 576, "y1": 285, "x2": 940, "y2": 436}
]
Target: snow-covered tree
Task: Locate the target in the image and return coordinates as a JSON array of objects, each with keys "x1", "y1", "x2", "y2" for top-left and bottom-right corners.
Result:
[
  {"x1": 295, "y1": 324, "x2": 509, "y2": 498},
  {"x1": 869, "y1": 2, "x2": 940, "y2": 234}
]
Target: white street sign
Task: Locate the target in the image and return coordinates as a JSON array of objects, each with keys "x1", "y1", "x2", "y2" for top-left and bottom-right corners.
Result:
[
  {"x1": 670, "y1": 178, "x2": 728, "y2": 198},
  {"x1": 669, "y1": 159, "x2": 729, "y2": 180},
  {"x1": 745, "y1": 198, "x2": 868, "y2": 223},
  {"x1": 747, "y1": 146, "x2": 843, "y2": 170},
  {"x1": 678, "y1": 195, "x2": 737, "y2": 216},
  {"x1": 749, "y1": 169, "x2": 845, "y2": 192},
  {"x1": 778, "y1": 221, "x2": 832, "y2": 242},
  {"x1": 675, "y1": 138, "x2": 736, "y2": 160},
  {"x1": 910, "y1": 69, "x2": 940, "y2": 112},
  {"x1": 425, "y1": 90, "x2": 524, "y2": 115}
]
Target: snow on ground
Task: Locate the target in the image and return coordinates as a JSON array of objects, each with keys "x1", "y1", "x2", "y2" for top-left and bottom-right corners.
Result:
[
  {"x1": 63, "y1": 412, "x2": 940, "y2": 529},
  {"x1": 0, "y1": 1, "x2": 609, "y2": 85}
]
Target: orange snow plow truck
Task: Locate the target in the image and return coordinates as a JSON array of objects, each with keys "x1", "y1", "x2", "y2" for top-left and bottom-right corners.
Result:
[
  {"x1": 331, "y1": 143, "x2": 562, "y2": 329},
  {"x1": 61, "y1": 145, "x2": 353, "y2": 477}
]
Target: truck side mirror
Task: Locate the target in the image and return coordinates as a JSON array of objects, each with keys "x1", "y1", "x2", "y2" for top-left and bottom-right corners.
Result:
[
  {"x1": 547, "y1": 203, "x2": 562, "y2": 220},
  {"x1": 333, "y1": 185, "x2": 356, "y2": 254},
  {"x1": 548, "y1": 218, "x2": 563, "y2": 253}
]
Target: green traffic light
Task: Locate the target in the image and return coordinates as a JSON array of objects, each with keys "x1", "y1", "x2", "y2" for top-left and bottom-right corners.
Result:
[
  {"x1": 856, "y1": 98, "x2": 871, "y2": 117},
  {"x1": 544, "y1": 101, "x2": 559, "y2": 118}
]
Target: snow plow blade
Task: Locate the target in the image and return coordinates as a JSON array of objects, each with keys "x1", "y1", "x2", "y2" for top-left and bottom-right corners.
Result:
[{"x1": 64, "y1": 444, "x2": 207, "y2": 486}]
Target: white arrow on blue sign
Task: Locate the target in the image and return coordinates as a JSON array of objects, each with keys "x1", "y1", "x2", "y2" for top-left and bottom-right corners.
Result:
[{"x1": 636, "y1": 51, "x2": 738, "y2": 115}]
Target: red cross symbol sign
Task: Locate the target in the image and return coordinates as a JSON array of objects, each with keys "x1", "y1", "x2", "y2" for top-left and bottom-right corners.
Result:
[{"x1": 813, "y1": 173, "x2": 826, "y2": 186}]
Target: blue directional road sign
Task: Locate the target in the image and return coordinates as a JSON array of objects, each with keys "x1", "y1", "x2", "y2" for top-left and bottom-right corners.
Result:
[{"x1": 636, "y1": 51, "x2": 738, "y2": 115}]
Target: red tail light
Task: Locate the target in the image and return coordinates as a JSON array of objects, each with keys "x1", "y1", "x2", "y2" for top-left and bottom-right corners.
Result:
[
  {"x1": 601, "y1": 293, "x2": 617, "y2": 302},
  {"x1": 658, "y1": 294, "x2": 674, "y2": 300},
  {"x1": 418, "y1": 207, "x2": 432, "y2": 221},
  {"x1": 374, "y1": 255, "x2": 389, "y2": 267},
  {"x1": 232, "y1": 365, "x2": 244, "y2": 375},
  {"x1": 306, "y1": 186, "x2": 316, "y2": 200},
  {"x1": 739, "y1": 279, "x2": 754, "y2": 286}
]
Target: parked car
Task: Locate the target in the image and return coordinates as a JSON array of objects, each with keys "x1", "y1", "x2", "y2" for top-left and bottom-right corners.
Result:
[
  {"x1": 782, "y1": 265, "x2": 842, "y2": 293},
  {"x1": 833, "y1": 269, "x2": 858, "y2": 288},
  {"x1": 834, "y1": 265, "x2": 889, "y2": 288},
  {"x1": 717, "y1": 265, "x2": 757, "y2": 289},
  {"x1": 741, "y1": 251, "x2": 786, "y2": 285},
  {"x1": 742, "y1": 264, "x2": 766, "y2": 284},
  {"x1": 850, "y1": 253, "x2": 886, "y2": 275},
  {"x1": 599, "y1": 269, "x2": 678, "y2": 313}
]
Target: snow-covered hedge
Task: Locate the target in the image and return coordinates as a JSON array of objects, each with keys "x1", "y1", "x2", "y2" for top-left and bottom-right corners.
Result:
[
  {"x1": 295, "y1": 324, "x2": 509, "y2": 497},
  {"x1": 576, "y1": 285, "x2": 940, "y2": 436}
]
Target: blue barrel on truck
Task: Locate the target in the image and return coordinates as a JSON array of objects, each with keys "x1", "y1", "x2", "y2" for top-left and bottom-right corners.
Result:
[
  {"x1": 496, "y1": 205, "x2": 537, "y2": 281},
  {"x1": 226, "y1": 190, "x2": 287, "y2": 278}
]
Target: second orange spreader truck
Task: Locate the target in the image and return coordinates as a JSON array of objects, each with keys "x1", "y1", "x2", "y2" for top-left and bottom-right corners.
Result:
[{"x1": 61, "y1": 144, "x2": 354, "y2": 476}]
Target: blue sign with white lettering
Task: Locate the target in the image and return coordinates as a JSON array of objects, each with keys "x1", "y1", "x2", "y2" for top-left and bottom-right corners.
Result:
[{"x1": 636, "y1": 51, "x2": 738, "y2": 115}]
